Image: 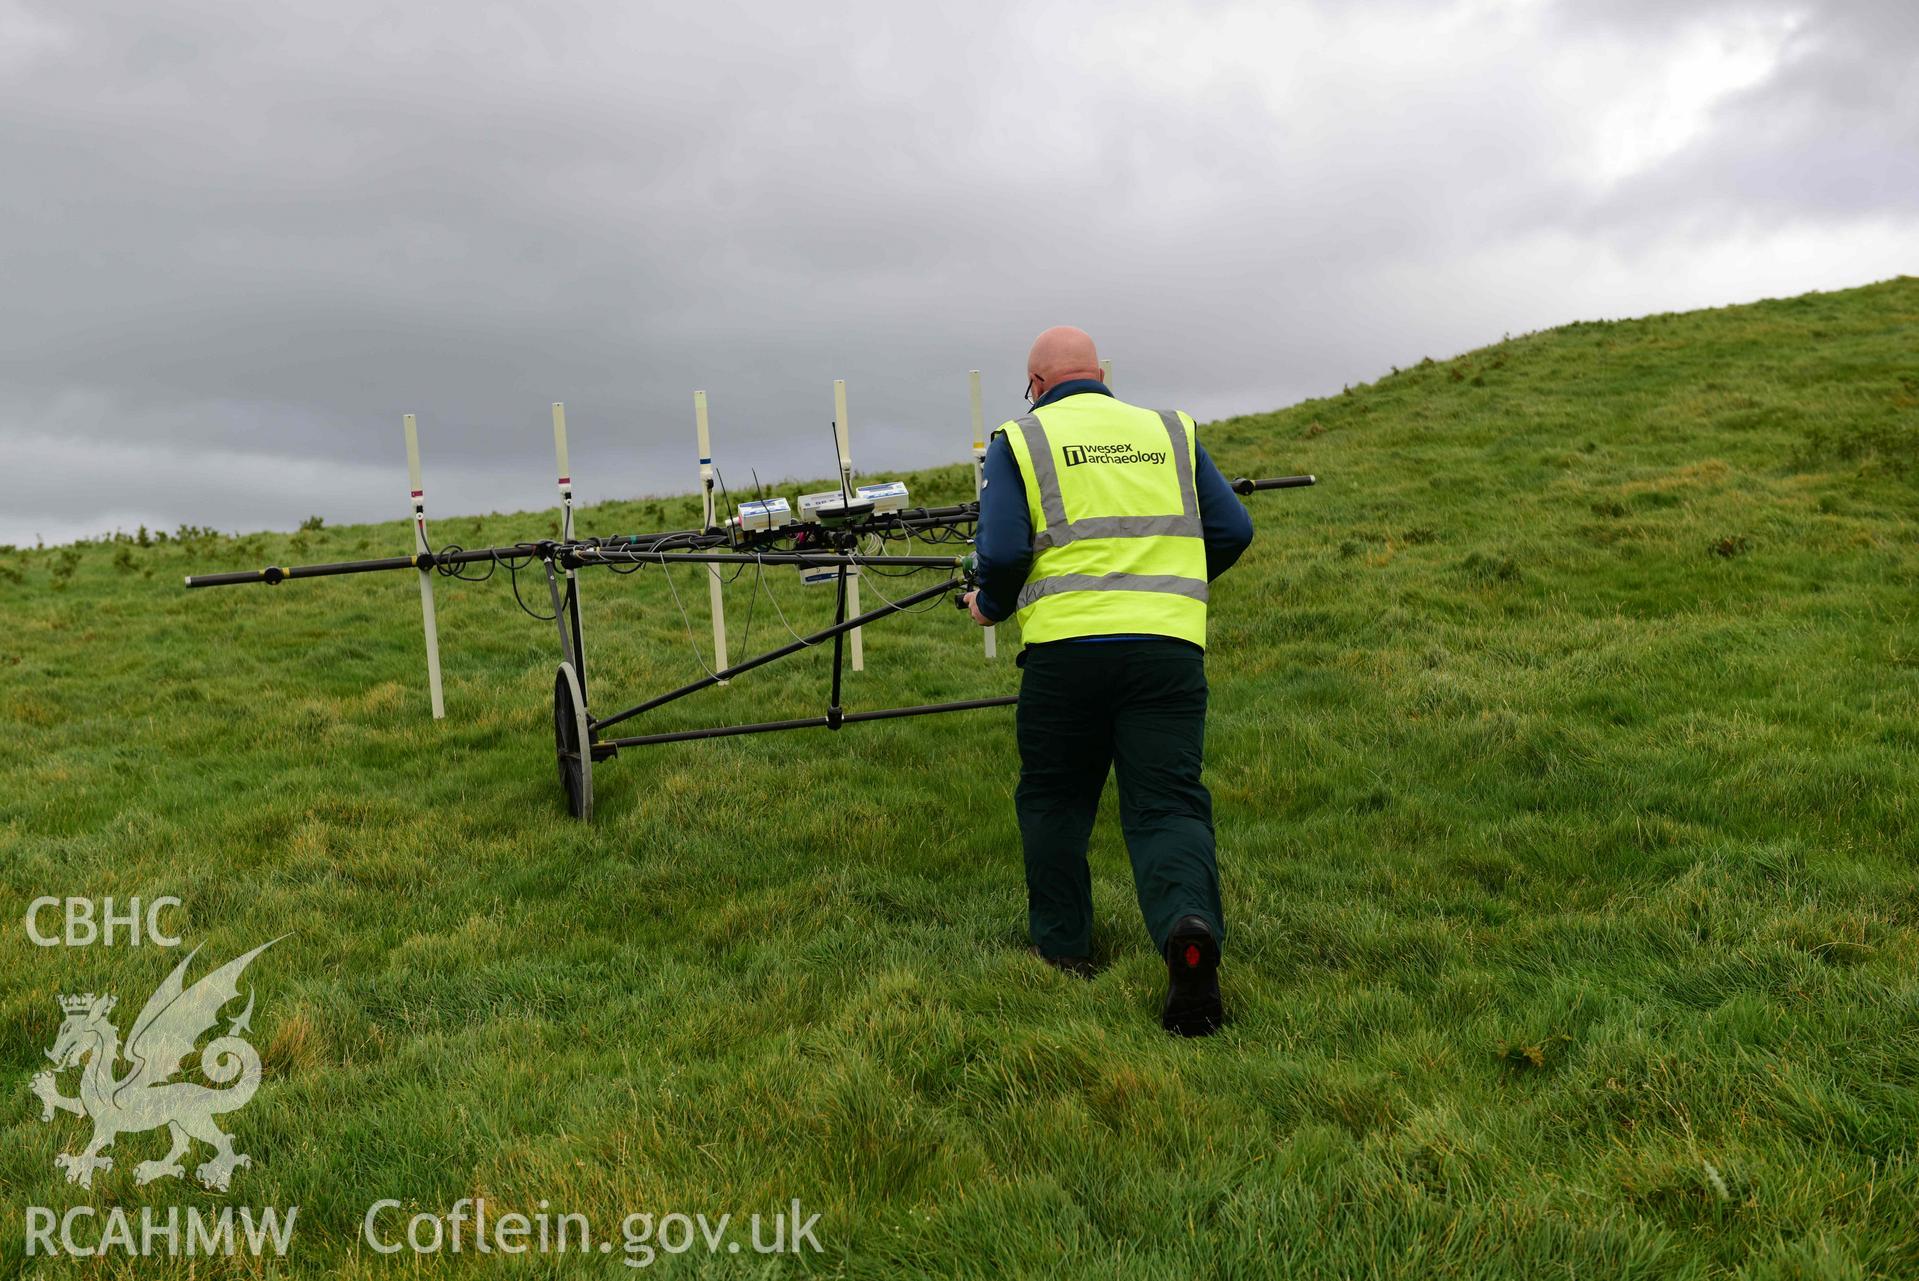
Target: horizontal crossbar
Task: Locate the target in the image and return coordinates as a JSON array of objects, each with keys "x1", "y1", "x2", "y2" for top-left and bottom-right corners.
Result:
[{"x1": 596, "y1": 695, "x2": 1019, "y2": 749}]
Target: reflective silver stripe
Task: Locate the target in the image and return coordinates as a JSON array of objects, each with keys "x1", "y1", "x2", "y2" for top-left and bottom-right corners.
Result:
[
  {"x1": 1158, "y1": 410, "x2": 1200, "y2": 522},
  {"x1": 1040, "y1": 513, "x2": 1199, "y2": 544},
  {"x1": 1019, "y1": 408, "x2": 1202, "y2": 551},
  {"x1": 1016, "y1": 572, "x2": 1209, "y2": 610},
  {"x1": 1014, "y1": 413, "x2": 1071, "y2": 536}
]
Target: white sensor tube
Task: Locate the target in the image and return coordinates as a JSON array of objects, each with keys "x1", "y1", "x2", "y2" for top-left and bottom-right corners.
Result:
[
  {"x1": 403, "y1": 413, "x2": 446, "y2": 720},
  {"x1": 694, "y1": 390, "x2": 729, "y2": 678},
  {"x1": 833, "y1": 379, "x2": 863, "y2": 672}
]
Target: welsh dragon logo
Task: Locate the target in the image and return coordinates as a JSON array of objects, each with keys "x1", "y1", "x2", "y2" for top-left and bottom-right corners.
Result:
[{"x1": 29, "y1": 940, "x2": 278, "y2": 1191}]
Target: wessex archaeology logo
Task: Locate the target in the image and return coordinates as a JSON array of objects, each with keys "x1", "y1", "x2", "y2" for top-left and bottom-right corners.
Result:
[{"x1": 1062, "y1": 442, "x2": 1168, "y2": 467}]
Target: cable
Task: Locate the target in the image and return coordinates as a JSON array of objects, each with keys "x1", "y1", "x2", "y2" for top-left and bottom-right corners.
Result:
[
  {"x1": 707, "y1": 464, "x2": 752, "y2": 583},
  {"x1": 828, "y1": 421, "x2": 851, "y2": 505},
  {"x1": 736, "y1": 554, "x2": 759, "y2": 656},
  {"x1": 655, "y1": 557, "x2": 720, "y2": 680},
  {"x1": 427, "y1": 539, "x2": 565, "y2": 620},
  {"x1": 754, "y1": 552, "x2": 819, "y2": 647},
  {"x1": 502, "y1": 546, "x2": 568, "y2": 622},
  {"x1": 514, "y1": 564, "x2": 569, "y2": 622},
  {"x1": 432, "y1": 543, "x2": 499, "y2": 584},
  {"x1": 855, "y1": 559, "x2": 953, "y2": 616}
]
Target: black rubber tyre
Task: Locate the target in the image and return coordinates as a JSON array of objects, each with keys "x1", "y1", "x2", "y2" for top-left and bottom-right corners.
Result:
[{"x1": 553, "y1": 661, "x2": 593, "y2": 821}]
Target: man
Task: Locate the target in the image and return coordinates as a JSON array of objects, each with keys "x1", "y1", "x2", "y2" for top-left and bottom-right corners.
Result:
[{"x1": 963, "y1": 326, "x2": 1253, "y2": 1037}]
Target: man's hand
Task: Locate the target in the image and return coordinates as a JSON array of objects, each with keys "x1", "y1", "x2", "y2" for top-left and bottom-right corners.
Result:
[{"x1": 962, "y1": 590, "x2": 994, "y2": 627}]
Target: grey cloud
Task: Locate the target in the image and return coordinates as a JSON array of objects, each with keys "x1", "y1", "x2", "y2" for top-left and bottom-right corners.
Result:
[
  {"x1": 0, "y1": 0, "x2": 1912, "y2": 545},
  {"x1": 1566, "y1": 0, "x2": 1919, "y2": 229}
]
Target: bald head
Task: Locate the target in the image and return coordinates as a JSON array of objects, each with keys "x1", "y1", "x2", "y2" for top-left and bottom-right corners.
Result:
[{"x1": 1027, "y1": 326, "x2": 1103, "y2": 395}]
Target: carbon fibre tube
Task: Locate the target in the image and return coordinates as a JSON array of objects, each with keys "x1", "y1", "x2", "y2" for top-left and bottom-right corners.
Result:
[
  {"x1": 589, "y1": 575, "x2": 964, "y2": 733},
  {"x1": 596, "y1": 695, "x2": 1021, "y2": 749},
  {"x1": 570, "y1": 549, "x2": 966, "y2": 570},
  {"x1": 1230, "y1": 475, "x2": 1316, "y2": 494},
  {"x1": 187, "y1": 553, "x2": 432, "y2": 588},
  {"x1": 187, "y1": 542, "x2": 967, "y2": 587}
]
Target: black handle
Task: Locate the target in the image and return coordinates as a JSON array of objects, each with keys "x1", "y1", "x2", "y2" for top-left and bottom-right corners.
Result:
[{"x1": 1230, "y1": 474, "x2": 1316, "y2": 495}]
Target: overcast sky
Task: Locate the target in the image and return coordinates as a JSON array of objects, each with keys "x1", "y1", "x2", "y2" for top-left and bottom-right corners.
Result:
[{"x1": 1, "y1": 0, "x2": 1912, "y2": 545}]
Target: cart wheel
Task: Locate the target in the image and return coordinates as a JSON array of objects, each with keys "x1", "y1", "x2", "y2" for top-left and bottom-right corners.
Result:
[{"x1": 553, "y1": 661, "x2": 593, "y2": 821}]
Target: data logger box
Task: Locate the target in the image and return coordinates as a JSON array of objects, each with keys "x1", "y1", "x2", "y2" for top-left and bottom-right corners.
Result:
[
  {"x1": 855, "y1": 481, "x2": 910, "y2": 513},
  {"x1": 798, "y1": 490, "x2": 857, "y2": 522},
  {"x1": 798, "y1": 561, "x2": 842, "y2": 586},
  {"x1": 734, "y1": 496, "x2": 791, "y2": 531}
]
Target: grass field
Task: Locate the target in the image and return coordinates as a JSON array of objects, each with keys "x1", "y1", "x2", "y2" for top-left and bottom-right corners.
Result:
[{"x1": 3, "y1": 278, "x2": 1916, "y2": 1278}]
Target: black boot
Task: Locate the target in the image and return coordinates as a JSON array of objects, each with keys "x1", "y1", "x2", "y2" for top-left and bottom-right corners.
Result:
[{"x1": 1160, "y1": 915, "x2": 1222, "y2": 1036}]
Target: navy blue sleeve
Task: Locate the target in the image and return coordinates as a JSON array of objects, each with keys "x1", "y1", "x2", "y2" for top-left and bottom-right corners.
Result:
[
  {"x1": 1194, "y1": 440, "x2": 1254, "y2": 580},
  {"x1": 972, "y1": 432, "x2": 1032, "y2": 623}
]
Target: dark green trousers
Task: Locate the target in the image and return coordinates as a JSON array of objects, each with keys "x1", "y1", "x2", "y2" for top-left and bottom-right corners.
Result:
[{"x1": 1015, "y1": 638, "x2": 1223, "y2": 958}]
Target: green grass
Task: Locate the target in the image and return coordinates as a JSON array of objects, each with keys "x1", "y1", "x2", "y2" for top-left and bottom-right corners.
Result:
[{"x1": 2, "y1": 277, "x2": 1916, "y2": 1278}]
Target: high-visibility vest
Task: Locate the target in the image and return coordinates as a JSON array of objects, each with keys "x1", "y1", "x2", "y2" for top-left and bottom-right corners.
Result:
[{"x1": 996, "y1": 393, "x2": 1209, "y2": 647}]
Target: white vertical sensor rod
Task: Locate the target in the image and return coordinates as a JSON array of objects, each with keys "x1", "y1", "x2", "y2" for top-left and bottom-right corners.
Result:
[
  {"x1": 970, "y1": 369, "x2": 995, "y2": 660},
  {"x1": 551, "y1": 402, "x2": 575, "y2": 542},
  {"x1": 403, "y1": 413, "x2": 446, "y2": 720},
  {"x1": 694, "y1": 390, "x2": 729, "y2": 679},
  {"x1": 1100, "y1": 357, "x2": 1113, "y2": 383},
  {"x1": 833, "y1": 378, "x2": 863, "y2": 672},
  {"x1": 551, "y1": 403, "x2": 587, "y2": 686}
]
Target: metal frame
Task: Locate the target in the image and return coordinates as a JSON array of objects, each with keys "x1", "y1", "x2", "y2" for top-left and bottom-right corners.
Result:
[
  {"x1": 543, "y1": 538, "x2": 1017, "y2": 814},
  {"x1": 182, "y1": 383, "x2": 1317, "y2": 821},
  {"x1": 186, "y1": 525, "x2": 1021, "y2": 818},
  {"x1": 578, "y1": 567, "x2": 1015, "y2": 751}
]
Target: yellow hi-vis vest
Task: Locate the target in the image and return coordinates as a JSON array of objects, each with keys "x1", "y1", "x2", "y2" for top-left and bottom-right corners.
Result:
[{"x1": 996, "y1": 394, "x2": 1209, "y2": 647}]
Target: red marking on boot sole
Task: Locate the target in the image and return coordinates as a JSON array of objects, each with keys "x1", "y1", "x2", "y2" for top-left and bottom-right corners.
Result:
[{"x1": 1184, "y1": 943, "x2": 1201, "y2": 968}]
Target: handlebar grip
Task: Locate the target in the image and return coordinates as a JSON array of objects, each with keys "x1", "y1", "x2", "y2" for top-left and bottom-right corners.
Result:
[{"x1": 1230, "y1": 475, "x2": 1317, "y2": 495}]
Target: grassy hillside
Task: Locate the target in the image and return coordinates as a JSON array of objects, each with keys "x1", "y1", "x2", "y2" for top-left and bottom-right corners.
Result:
[{"x1": 2, "y1": 278, "x2": 1915, "y2": 1278}]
